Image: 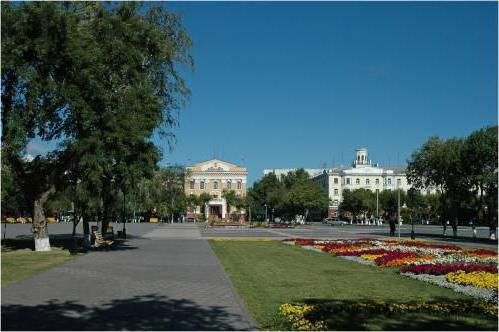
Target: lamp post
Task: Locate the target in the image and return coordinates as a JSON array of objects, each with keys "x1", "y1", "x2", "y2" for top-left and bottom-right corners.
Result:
[
  {"x1": 264, "y1": 204, "x2": 268, "y2": 222},
  {"x1": 376, "y1": 189, "x2": 379, "y2": 225},
  {"x1": 397, "y1": 188, "x2": 401, "y2": 239},
  {"x1": 122, "y1": 190, "x2": 127, "y2": 238},
  {"x1": 410, "y1": 210, "x2": 415, "y2": 240}
]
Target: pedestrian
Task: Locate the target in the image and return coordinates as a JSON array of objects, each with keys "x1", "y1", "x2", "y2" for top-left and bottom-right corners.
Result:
[{"x1": 389, "y1": 213, "x2": 396, "y2": 237}]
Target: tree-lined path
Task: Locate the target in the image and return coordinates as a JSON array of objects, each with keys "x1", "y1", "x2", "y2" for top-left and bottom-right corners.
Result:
[{"x1": 1, "y1": 224, "x2": 255, "y2": 331}]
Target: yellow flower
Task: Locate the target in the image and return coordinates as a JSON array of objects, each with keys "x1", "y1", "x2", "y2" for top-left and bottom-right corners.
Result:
[
  {"x1": 446, "y1": 271, "x2": 498, "y2": 289},
  {"x1": 360, "y1": 254, "x2": 384, "y2": 261}
]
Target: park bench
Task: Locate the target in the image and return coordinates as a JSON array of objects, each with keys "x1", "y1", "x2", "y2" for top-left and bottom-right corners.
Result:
[
  {"x1": 92, "y1": 230, "x2": 114, "y2": 247},
  {"x1": 103, "y1": 226, "x2": 114, "y2": 240}
]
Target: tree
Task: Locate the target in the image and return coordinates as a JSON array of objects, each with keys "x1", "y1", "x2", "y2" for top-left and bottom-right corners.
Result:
[
  {"x1": 1, "y1": 2, "x2": 193, "y2": 249},
  {"x1": 339, "y1": 189, "x2": 376, "y2": 223},
  {"x1": 407, "y1": 137, "x2": 465, "y2": 236},
  {"x1": 407, "y1": 127, "x2": 498, "y2": 238},
  {"x1": 378, "y1": 190, "x2": 406, "y2": 219},
  {"x1": 283, "y1": 181, "x2": 329, "y2": 222},
  {"x1": 248, "y1": 170, "x2": 328, "y2": 222},
  {"x1": 247, "y1": 173, "x2": 284, "y2": 219},
  {"x1": 461, "y1": 126, "x2": 498, "y2": 236}
]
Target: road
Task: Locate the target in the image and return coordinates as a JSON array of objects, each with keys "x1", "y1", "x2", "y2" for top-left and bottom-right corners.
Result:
[{"x1": 2, "y1": 222, "x2": 496, "y2": 248}]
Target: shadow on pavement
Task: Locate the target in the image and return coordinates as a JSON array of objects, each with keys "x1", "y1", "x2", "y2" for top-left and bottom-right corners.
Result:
[
  {"x1": 1, "y1": 235, "x2": 139, "y2": 254},
  {"x1": 2, "y1": 294, "x2": 243, "y2": 331},
  {"x1": 298, "y1": 298, "x2": 497, "y2": 331}
]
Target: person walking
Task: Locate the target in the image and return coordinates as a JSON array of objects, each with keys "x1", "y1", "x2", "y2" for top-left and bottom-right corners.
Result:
[{"x1": 389, "y1": 213, "x2": 396, "y2": 237}]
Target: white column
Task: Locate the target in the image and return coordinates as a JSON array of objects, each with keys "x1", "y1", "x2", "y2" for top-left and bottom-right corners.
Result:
[
  {"x1": 205, "y1": 203, "x2": 209, "y2": 219},
  {"x1": 222, "y1": 200, "x2": 227, "y2": 219}
]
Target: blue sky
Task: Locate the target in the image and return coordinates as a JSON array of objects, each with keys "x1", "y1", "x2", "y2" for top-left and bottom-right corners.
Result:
[{"x1": 29, "y1": 2, "x2": 498, "y2": 185}]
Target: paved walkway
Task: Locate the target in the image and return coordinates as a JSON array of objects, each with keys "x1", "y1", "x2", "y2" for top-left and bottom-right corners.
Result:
[{"x1": 2, "y1": 224, "x2": 255, "y2": 331}]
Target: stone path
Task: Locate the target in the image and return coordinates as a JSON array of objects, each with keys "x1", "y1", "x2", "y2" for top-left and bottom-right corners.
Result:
[{"x1": 1, "y1": 224, "x2": 255, "y2": 331}]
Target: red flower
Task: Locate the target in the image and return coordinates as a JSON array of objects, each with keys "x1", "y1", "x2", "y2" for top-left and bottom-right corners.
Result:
[
  {"x1": 400, "y1": 263, "x2": 498, "y2": 275},
  {"x1": 374, "y1": 252, "x2": 416, "y2": 266}
]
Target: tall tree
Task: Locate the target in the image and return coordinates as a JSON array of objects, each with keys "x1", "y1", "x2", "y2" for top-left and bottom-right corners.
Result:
[
  {"x1": 461, "y1": 126, "x2": 498, "y2": 236},
  {"x1": 1, "y1": 2, "x2": 193, "y2": 249}
]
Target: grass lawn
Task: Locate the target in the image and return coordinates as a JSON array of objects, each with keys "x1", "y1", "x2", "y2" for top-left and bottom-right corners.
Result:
[
  {"x1": 211, "y1": 240, "x2": 498, "y2": 331},
  {"x1": 2, "y1": 240, "x2": 81, "y2": 287}
]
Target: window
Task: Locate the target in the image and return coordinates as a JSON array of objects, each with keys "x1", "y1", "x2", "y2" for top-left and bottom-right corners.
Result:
[
  {"x1": 214, "y1": 181, "x2": 218, "y2": 189},
  {"x1": 334, "y1": 189, "x2": 338, "y2": 196},
  {"x1": 388, "y1": 178, "x2": 392, "y2": 185},
  {"x1": 356, "y1": 178, "x2": 360, "y2": 185},
  {"x1": 334, "y1": 178, "x2": 338, "y2": 184},
  {"x1": 190, "y1": 180, "x2": 195, "y2": 189},
  {"x1": 366, "y1": 179, "x2": 370, "y2": 185},
  {"x1": 200, "y1": 181, "x2": 205, "y2": 189},
  {"x1": 227, "y1": 181, "x2": 232, "y2": 190},
  {"x1": 237, "y1": 181, "x2": 242, "y2": 190},
  {"x1": 346, "y1": 178, "x2": 350, "y2": 185},
  {"x1": 397, "y1": 179, "x2": 401, "y2": 186},
  {"x1": 375, "y1": 178, "x2": 379, "y2": 185}
]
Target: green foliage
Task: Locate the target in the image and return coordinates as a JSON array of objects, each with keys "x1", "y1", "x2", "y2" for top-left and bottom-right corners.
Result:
[
  {"x1": 340, "y1": 189, "x2": 376, "y2": 220},
  {"x1": 132, "y1": 166, "x2": 187, "y2": 220},
  {"x1": 1, "y1": 3, "x2": 193, "y2": 230},
  {"x1": 407, "y1": 126, "x2": 498, "y2": 227},
  {"x1": 248, "y1": 169, "x2": 329, "y2": 221}
]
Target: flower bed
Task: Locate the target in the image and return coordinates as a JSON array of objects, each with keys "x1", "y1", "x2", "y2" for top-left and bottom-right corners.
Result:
[
  {"x1": 446, "y1": 271, "x2": 498, "y2": 289},
  {"x1": 401, "y1": 263, "x2": 498, "y2": 275},
  {"x1": 279, "y1": 300, "x2": 497, "y2": 331},
  {"x1": 279, "y1": 303, "x2": 326, "y2": 331},
  {"x1": 283, "y1": 238, "x2": 498, "y2": 302}
]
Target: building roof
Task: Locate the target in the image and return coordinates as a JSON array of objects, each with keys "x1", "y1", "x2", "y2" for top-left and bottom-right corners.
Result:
[{"x1": 187, "y1": 159, "x2": 247, "y2": 173}]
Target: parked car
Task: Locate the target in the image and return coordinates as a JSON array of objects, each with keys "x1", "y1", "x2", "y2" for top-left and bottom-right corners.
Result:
[
  {"x1": 323, "y1": 218, "x2": 348, "y2": 226},
  {"x1": 330, "y1": 219, "x2": 348, "y2": 226}
]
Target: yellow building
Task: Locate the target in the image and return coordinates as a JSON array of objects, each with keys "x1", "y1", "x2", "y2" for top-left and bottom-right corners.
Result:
[{"x1": 185, "y1": 159, "x2": 247, "y2": 221}]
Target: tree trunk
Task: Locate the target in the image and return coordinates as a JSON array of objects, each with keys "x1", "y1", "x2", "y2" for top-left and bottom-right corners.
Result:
[
  {"x1": 72, "y1": 214, "x2": 81, "y2": 249},
  {"x1": 32, "y1": 186, "x2": 56, "y2": 251},
  {"x1": 82, "y1": 214, "x2": 91, "y2": 247}
]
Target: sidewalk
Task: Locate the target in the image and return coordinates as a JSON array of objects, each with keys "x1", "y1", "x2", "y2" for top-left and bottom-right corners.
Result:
[{"x1": 1, "y1": 224, "x2": 255, "y2": 331}]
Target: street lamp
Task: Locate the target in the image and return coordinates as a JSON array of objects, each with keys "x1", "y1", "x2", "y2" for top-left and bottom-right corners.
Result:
[
  {"x1": 397, "y1": 188, "x2": 401, "y2": 239},
  {"x1": 376, "y1": 189, "x2": 379, "y2": 226},
  {"x1": 264, "y1": 204, "x2": 268, "y2": 222},
  {"x1": 122, "y1": 190, "x2": 127, "y2": 238}
]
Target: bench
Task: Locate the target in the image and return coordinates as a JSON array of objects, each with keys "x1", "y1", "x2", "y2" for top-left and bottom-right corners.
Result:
[
  {"x1": 103, "y1": 226, "x2": 114, "y2": 240},
  {"x1": 93, "y1": 230, "x2": 114, "y2": 247}
]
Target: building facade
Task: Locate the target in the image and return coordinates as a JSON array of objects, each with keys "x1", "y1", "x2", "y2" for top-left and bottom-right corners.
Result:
[
  {"x1": 185, "y1": 159, "x2": 247, "y2": 221},
  {"x1": 312, "y1": 148, "x2": 434, "y2": 218}
]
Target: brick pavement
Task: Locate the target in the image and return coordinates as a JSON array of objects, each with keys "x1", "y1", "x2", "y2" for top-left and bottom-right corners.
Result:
[{"x1": 1, "y1": 224, "x2": 255, "y2": 331}]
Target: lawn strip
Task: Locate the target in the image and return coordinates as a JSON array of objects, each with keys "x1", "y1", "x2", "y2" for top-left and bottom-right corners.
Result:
[
  {"x1": 2, "y1": 249, "x2": 80, "y2": 286},
  {"x1": 210, "y1": 240, "x2": 497, "y2": 330}
]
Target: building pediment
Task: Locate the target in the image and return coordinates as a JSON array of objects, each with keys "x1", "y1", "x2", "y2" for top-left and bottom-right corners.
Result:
[{"x1": 187, "y1": 159, "x2": 247, "y2": 173}]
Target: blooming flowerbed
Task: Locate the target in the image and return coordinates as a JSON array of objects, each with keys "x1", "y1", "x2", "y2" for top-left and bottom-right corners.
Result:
[
  {"x1": 279, "y1": 300, "x2": 497, "y2": 331},
  {"x1": 283, "y1": 238, "x2": 498, "y2": 303}
]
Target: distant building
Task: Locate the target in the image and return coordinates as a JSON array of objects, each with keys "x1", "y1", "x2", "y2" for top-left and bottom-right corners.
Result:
[
  {"x1": 312, "y1": 148, "x2": 435, "y2": 218},
  {"x1": 185, "y1": 159, "x2": 247, "y2": 221}
]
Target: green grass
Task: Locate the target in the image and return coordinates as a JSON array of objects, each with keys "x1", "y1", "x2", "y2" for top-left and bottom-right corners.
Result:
[
  {"x1": 2, "y1": 248, "x2": 80, "y2": 287},
  {"x1": 210, "y1": 240, "x2": 498, "y2": 330}
]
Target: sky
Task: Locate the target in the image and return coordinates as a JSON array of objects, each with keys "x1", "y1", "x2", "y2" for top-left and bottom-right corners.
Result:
[{"x1": 28, "y1": 1, "x2": 498, "y2": 185}]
